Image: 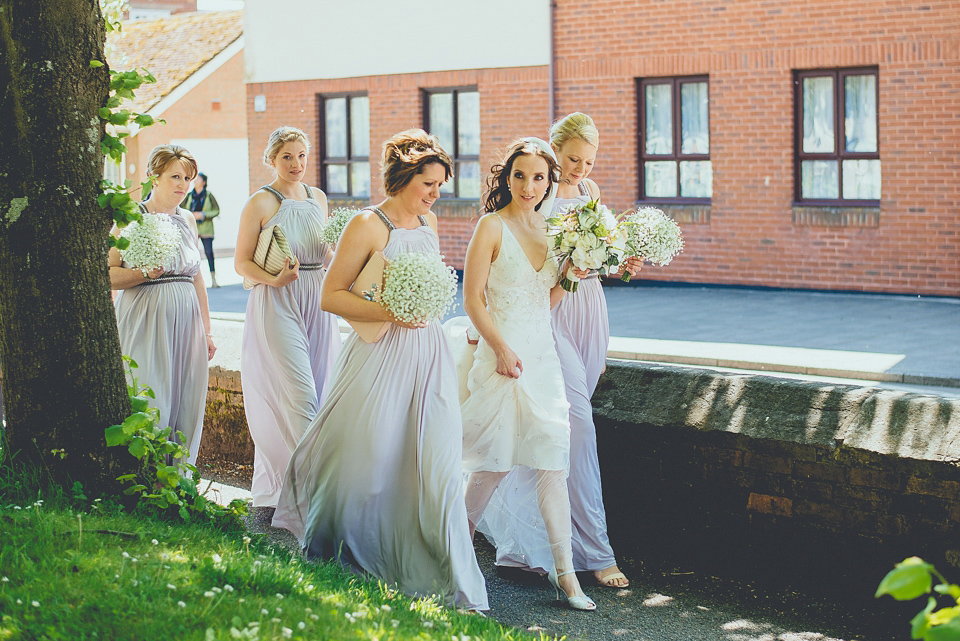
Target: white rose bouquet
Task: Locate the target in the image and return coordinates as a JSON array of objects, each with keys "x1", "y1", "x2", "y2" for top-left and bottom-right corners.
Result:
[
  {"x1": 118, "y1": 213, "x2": 181, "y2": 271},
  {"x1": 378, "y1": 251, "x2": 459, "y2": 324},
  {"x1": 319, "y1": 207, "x2": 361, "y2": 245},
  {"x1": 546, "y1": 199, "x2": 627, "y2": 292},
  {"x1": 621, "y1": 206, "x2": 684, "y2": 279}
]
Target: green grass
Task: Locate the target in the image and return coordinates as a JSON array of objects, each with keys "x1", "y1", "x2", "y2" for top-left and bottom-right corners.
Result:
[{"x1": 0, "y1": 474, "x2": 558, "y2": 641}]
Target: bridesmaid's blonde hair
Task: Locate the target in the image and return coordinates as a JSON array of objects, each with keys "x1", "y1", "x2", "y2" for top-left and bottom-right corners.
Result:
[
  {"x1": 381, "y1": 129, "x2": 453, "y2": 197},
  {"x1": 146, "y1": 144, "x2": 198, "y2": 180},
  {"x1": 263, "y1": 126, "x2": 311, "y2": 166},
  {"x1": 549, "y1": 112, "x2": 599, "y2": 150}
]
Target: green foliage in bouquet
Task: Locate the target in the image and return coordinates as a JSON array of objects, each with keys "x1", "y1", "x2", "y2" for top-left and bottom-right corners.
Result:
[
  {"x1": 876, "y1": 557, "x2": 960, "y2": 640},
  {"x1": 104, "y1": 357, "x2": 247, "y2": 525}
]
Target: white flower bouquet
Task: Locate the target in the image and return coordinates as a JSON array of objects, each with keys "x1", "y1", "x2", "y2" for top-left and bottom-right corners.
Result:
[
  {"x1": 378, "y1": 251, "x2": 459, "y2": 324},
  {"x1": 118, "y1": 213, "x2": 181, "y2": 271},
  {"x1": 546, "y1": 199, "x2": 627, "y2": 292},
  {"x1": 622, "y1": 206, "x2": 684, "y2": 279},
  {"x1": 319, "y1": 207, "x2": 361, "y2": 245}
]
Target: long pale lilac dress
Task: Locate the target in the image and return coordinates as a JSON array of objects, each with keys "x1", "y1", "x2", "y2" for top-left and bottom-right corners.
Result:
[
  {"x1": 273, "y1": 209, "x2": 488, "y2": 611},
  {"x1": 241, "y1": 185, "x2": 342, "y2": 508},
  {"x1": 480, "y1": 184, "x2": 618, "y2": 574},
  {"x1": 115, "y1": 208, "x2": 207, "y2": 465}
]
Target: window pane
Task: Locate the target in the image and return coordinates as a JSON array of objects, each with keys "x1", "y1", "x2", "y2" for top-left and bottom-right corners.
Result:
[
  {"x1": 644, "y1": 161, "x2": 677, "y2": 198},
  {"x1": 440, "y1": 175, "x2": 454, "y2": 195},
  {"x1": 325, "y1": 97, "x2": 347, "y2": 158},
  {"x1": 326, "y1": 164, "x2": 347, "y2": 194},
  {"x1": 350, "y1": 161, "x2": 370, "y2": 198},
  {"x1": 429, "y1": 93, "x2": 454, "y2": 155},
  {"x1": 802, "y1": 76, "x2": 835, "y2": 154},
  {"x1": 844, "y1": 75, "x2": 877, "y2": 153},
  {"x1": 645, "y1": 84, "x2": 673, "y2": 155},
  {"x1": 801, "y1": 160, "x2": 839, "y2": 199},
  {"x1": 842, "y1": 159, "x2": 881, "y2": 200},
  {"x1": 680, "y1": 160, "x2": 712, "y2": 198},
  {"x1": 680, "y1": 82, "x2": 709, "y2": 154},
  {"x1": 350, "y1": 96, "x2": 370, "y2": 158},
  {"x1": 457, "y1": 161, "x2": 481, "y2": 199},
  {"x1": 457, "y1": 92, "x2": 480, "y2": 157}
]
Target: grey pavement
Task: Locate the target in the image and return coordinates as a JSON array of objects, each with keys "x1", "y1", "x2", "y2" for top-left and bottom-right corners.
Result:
[{"x1": 203, "y1": 254, "x2": 960, "y2": 397}]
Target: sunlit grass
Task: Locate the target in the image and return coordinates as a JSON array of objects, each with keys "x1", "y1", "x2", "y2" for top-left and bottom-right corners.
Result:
[{"x1": 0, "y1": 475, "x2": 557, "y2": 640}]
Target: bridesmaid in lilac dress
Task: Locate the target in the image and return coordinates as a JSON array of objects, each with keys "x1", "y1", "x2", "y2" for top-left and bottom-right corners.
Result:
[
  {"x1": 109, "y1": 145, "x2": 217, "y2": 466},
  {"x1": 273, "y1": 130, "x2": 488, "y2": 611},
  {"x1": 236, "y1": 127, "x2": 342, "y2": 521}
]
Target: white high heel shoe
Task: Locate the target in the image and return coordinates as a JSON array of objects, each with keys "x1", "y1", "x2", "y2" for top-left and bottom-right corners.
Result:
[{"x1": 547, "y1": 568, "x2": 597, "y2": 611}]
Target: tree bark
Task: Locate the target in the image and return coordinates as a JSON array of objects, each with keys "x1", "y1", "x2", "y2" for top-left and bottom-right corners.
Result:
[{"x1": 0, "y1": 0, "x2": 130, "y2": 491}]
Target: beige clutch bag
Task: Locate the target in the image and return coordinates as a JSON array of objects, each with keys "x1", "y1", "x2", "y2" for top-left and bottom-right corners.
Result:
[
  {"x1": 243, "y1": 224, "x2": 297, "y2": 290},
  {"x1": 347, "y1": 251, "x2": 389, "y2": 343}
]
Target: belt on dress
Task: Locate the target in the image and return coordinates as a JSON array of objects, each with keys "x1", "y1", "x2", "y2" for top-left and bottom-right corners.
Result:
[
  {"x1": 581, "y1": 271, "x2": 600, "y2": 280},
  {"x1": 298, "y1": 263, "x2": 324, "y2": 271},
  {"x1": 141, "y1": 275, "x2": 193, "y2": 286}
]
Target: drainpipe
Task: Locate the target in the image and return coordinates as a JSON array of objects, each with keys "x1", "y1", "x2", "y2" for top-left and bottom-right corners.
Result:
[{"x1": 548, "y1": 0, "x2": 555, "y2": 125}]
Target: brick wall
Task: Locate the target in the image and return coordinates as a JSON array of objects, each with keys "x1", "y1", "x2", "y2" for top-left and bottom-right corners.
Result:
[
  {"x1": 126, "y1": 50, "x2": 247, "y2": 185},
  {"x1": 552, "y1": 0, "x2": 960, "y2": 295},
  {"x1": 243, "y1": 0, "x2": 959, "y2": 294},
  {"x1": 246, "y1": 67, "x2": 549, "y2": 269}
]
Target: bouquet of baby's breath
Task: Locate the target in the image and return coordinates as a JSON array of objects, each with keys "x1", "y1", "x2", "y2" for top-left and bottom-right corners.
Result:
[
  {"x1": 319, "y1": 207, "x2": 361, "y2": 244},
  {"x1": 546, "y1": 199, "x2": 627, "y2": 292},
  {"x1": 379, "y1": 251, "x2": 458, "y2": 324},
  {"x1": 118, "y1": 213, "x2": 181, "y2": 270},
  {"x1": 622, "y1": 207, "x2": 684, "y2": 278}
]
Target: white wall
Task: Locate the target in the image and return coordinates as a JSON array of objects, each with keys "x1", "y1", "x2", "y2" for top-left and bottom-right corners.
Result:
[
  {"x1": 244, "y1": 0, "x2": 550, "y2": 83},
  {"x1": 172, "y1": 138, "x2": 249, "y2": 252}
]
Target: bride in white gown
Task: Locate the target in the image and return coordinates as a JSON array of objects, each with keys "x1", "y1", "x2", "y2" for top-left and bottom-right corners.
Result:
[{"x1": 456, "y1": 137, "x2": 596, "y2": 611}]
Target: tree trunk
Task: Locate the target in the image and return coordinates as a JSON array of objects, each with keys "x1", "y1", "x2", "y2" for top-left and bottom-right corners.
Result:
[{"x1": 0, "y1": 0, "x2": 131, "y2": 492}]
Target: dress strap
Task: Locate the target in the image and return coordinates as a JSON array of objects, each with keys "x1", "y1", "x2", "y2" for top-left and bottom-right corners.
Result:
[
  {"x1": 417, "y1": 215, "x2": 427, "y2": 226},
  {"x1": 303, "y1": 184, "x2": 313, "y2": 199},
  {"x1": 364, "y1": 206, "x2": 396, "y2": 231},
  {"x1": 578, "y1": 181, "x2": 590, "y2": 197},
  {"x1": 259, "y1": 185, "x2": 285, "y2": 202}
]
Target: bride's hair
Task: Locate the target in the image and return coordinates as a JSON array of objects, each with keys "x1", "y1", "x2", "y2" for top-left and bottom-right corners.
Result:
[
  {"x1": 381, "y1": 129, "x2": 453, "y2": 196},
  {"x1": 483, "y1": 139, "x2": 560, "y2": 213},
  {"x1": 549, "y1": 112, "x2": 599, "y2": 150},
  {"x1": 262, "y1": 126, "x2": 311, "y2": 167}
]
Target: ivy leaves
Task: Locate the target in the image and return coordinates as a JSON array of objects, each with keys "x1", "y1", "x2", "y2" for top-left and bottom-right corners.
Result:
[{"x1": 877, "y1": 557, "x2": 960, "y2": 640}]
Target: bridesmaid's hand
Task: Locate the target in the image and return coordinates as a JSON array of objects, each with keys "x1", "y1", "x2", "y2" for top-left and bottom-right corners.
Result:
[
  {"x1": 495, "y1": 345, "x2": 522, "y2": 379},
  {"x1": 206, "y1": 335, "x2": 217, "y2": 361},
  {"x1": 622, "y1": 256, "x2": 644, "y2": 278},
  {"x1": 272, "y1": 256, "x2": 299, "y2": 287}
]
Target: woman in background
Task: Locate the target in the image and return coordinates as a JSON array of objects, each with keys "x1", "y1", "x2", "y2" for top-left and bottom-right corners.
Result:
[{"x1": 182, "y1": 172, "x2": 220, "y2": 288}]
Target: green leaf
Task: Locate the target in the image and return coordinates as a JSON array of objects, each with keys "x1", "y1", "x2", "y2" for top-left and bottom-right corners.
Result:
[
  {"x1": 911, "y1": 597, "x2": 937, "y2": 639},
  {"x1": 877, "y1": 557, "x2": 935, "y2": 601},
  {"x1": 121, "y1": 412, "x2": 153, "y2": 435},
  {"x1": 98, "y1": 107, "x2": 111, "y2": 119},
  {"x1": 104, "y1": 425, "x2": 128, "y2": 446},
  {"x1": 178, "y1": 476, "x2": 198, "y2": 496},
  {"x1": 130, "y1": 397, "x2": 149, "y2": 413},
  {"x1": 927, "y1": 614, "x2": 960, "y2": 641},
  {"x1": 128, "y1": 437, "x2": 149, "y2": 459},
  {"x1": 89, "y1": 60, "x2": 104, "y2": 68},
  {"x1": 116, "y1": 474, "x2": 137, "y2": 482},
  {"x1": 133, "y1": 114, "x2": 155, "y2": 127},
  {"x1": 114, "y1": 237, "x2": 130, "y2": 250}
]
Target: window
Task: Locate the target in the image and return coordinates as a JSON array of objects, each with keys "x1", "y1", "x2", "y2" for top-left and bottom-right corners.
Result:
[
  {"x1": 423, "y1": 88, "x2": 480, "y2": 199},
  {"x1": 794, "y1": 67, "x2": 880, "y2": 204},
  {"x1": 319, "y1": 94, "x2": 370, "y2": 197},
  {"x1": 637, "y1": 76, "x2": 711, "y2": 202}
]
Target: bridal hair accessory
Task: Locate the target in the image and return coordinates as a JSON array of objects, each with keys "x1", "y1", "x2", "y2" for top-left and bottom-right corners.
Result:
[
  {"x1": 243, "y1": 224, "x2": 297, "y2": 290},
  {"x1": 520, "y1": 136, "x2": 559, "y2": 216}
]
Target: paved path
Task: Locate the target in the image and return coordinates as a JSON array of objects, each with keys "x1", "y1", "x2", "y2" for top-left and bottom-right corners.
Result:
[{"x1": 203, "y1": 255, "x2": 960, "y2": 396}]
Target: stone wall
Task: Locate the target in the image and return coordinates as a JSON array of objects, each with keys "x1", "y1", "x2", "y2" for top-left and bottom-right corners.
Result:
[{"x1": 592, "y1": 361, "x2": 960, "y2": 570}]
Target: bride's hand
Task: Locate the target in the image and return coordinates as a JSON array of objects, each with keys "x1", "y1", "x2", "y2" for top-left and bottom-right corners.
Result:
[
  {"x1": 495, "y1": 345, "x2": 523, "y2": 379},
  {"x1": 390, "y1": 314, "x2": 428, "y2": 330}
]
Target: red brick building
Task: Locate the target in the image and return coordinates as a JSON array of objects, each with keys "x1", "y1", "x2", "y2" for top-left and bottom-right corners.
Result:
[{"x1": 244, "y1": 0, "x2": 959, "y2": 296}]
